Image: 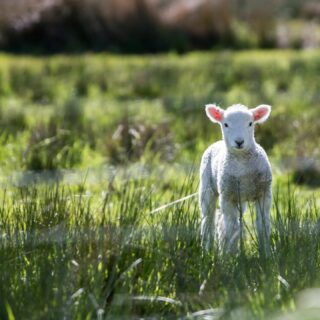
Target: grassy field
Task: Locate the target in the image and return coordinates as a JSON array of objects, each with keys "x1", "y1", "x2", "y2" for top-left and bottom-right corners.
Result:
[{"x1": 0, "y1": 50, "x2": 319, "y2": 319}]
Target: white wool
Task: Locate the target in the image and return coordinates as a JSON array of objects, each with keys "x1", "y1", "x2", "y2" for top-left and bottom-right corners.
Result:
[{"x1": 200, "y1": 103, "x2": 272, "y2": 253}]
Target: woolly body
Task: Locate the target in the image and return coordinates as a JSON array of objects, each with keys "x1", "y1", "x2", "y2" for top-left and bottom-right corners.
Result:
[{"x1": 199, "y1": 104, "x2": 272, "y2": 252}]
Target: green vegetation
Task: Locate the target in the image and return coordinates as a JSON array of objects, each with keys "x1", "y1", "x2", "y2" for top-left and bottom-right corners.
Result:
[
  {"x1": 0, "y1": 50, "x2": 319, "y2": 319},
  {"x1": 0, "y1": 51, "x2": 319, "y2": 173}
]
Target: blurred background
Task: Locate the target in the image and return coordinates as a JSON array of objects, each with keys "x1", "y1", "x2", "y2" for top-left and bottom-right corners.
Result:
[
  {"x1": 0, "y1": 0, "x2": 320, "y2": 53},
  {"x1": 0, "y1": 0, "x2": 318, "y2": 186}
]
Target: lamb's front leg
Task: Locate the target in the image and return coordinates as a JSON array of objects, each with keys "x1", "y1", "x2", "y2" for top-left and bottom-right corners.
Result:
[
  {"x1": 255, "y1": 188, "x2": 272, "y2": 254},
  {"x1": 199, "y1": 148, "x2": 217, "y2": 251},
  {"x1": 219, "y1": 197, "x2": 243, "y2": 253},
  {"x1": 199, "y1": 182, "x2": 217, "y2": 251}
]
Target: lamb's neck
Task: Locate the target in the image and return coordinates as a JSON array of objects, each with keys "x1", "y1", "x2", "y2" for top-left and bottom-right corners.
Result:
[{"x1": 226, "y1": 145, "x2": 258, "y2": 161}]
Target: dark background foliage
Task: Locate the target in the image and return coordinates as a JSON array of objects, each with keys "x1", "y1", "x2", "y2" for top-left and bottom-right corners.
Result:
[{"x1": 0, "y1": 0, "x2": 320, "y2": 53}]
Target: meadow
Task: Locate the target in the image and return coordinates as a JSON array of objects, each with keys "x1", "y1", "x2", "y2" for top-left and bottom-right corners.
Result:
[{"x1": 0, "y1": 50, "x2": 319, "y2": 319}]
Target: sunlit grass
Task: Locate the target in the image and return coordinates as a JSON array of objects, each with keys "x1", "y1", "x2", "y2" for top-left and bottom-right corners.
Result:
[
  {"x1": 0, "y1": 50, "x2": 319, "y2": 172},
  {"x1": 0, "y1": 168, "x2": 319, "y2": 319}
]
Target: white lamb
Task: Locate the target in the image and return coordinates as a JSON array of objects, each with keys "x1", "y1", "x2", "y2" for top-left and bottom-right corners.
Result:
[{"x1": 199, "y1": 103, "x2": 272, "y2": 253}]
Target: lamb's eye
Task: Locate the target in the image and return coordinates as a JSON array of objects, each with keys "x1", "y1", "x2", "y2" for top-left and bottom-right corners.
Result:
[
  {"x1": 224, "y1": 123, "x2": 228, "y2": 128},
  {"x1": 249, "y1": 122, "x2": 253, "y2": 127}
]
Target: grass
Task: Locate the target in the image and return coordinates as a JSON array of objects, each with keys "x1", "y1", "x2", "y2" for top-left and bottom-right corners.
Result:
[
  {"x1": 0, "y1": 172, "x2": 319, "y2": 319},
  {"x1": 0, "y1": 50, "x2": 319, "y2": 318},
  {"x1": 0, "y1": 50, "x2": 319, "y2": 172}
]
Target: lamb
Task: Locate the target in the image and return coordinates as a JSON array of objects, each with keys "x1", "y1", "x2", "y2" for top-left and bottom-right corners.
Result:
[{"x1": 199, "y1": 103, "x2": 272, "y2": 253}]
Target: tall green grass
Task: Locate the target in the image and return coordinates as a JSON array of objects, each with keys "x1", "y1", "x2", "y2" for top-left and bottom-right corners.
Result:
[{"x1": 0, "y1": 172, "x2": 319, "y2": 319}]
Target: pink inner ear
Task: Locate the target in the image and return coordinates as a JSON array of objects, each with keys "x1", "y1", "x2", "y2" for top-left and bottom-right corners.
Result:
[
  {"x1": 208, "y1": 107, "x2": 223, "y2": 121},
  {"x1": 254, "y1": 107, "x2": 268, "y2": 121}
]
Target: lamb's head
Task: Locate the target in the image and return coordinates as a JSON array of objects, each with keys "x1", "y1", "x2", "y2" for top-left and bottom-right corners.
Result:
[{"x1": 205, "y1": 103, "x2": 271, "y2": 152}]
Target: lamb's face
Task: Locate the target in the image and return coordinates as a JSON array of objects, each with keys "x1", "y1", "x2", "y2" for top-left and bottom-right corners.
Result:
[
  {"x1": 205, "y1": 103, "x2": 271, "y2": 152},
  {"x1": 221, "y1": 109, "x2": 254, "y2": 151}
]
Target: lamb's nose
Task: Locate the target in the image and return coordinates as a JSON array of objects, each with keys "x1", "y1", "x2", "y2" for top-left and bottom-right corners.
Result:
[{"x1": 235, "y1": 139, "x2": 244, "y2": 148}]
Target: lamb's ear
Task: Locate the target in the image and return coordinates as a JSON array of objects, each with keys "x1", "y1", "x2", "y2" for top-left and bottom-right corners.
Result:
[
  {"x1": 251, "y1": 104, "x2": 271, "y2": 124},
  {"x1": 205, "y1": 104, "x2": 224, "y2": 123}
]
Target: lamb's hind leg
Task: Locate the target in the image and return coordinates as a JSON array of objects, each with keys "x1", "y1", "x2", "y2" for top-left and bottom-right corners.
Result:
[
  {"x1": 255, "y1": 188, "x2": 272, "y2": 254},
  {"x1": 199, "y1": 161, "x2": 217, "y2": 251}
]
